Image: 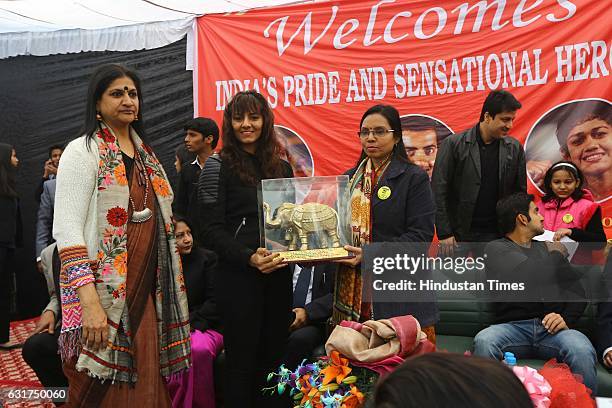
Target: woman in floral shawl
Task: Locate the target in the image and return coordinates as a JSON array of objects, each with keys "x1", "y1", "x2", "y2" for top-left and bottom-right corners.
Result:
[
  {"x1": 334, "y1": 104, "x2": 438, "y2": 343},
  {"x1": 53, "y1": 64, "x2": 191, "y2": 407}
]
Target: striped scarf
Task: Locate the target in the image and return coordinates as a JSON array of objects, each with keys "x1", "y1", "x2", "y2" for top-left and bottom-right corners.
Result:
[
  {"x1": 332, "y1": 157, "x2": 390, "y2": 323},
  {"x1": 58, "y1": 123, "x2": 191, "y2": 382}
]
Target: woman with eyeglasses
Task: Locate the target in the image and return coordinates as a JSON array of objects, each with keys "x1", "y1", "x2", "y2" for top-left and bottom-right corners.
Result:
[{"x1": 333, "y1": 104, "x2": 438, "y2": 343}]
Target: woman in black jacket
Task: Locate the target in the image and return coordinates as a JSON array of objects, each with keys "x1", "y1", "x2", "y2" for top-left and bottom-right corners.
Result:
[
  {"x1": 167, "y1": 215, "x2": 222, "y2": 408},
  {"x1": 0, "y1": 143, "x2": 21, "y2": 349},
  {"x1": 333, "y1": 105, "x2": 438, "y2": 342},
  {"x1": 198, "y1": 90, "x2": 293, "y2": 408}
]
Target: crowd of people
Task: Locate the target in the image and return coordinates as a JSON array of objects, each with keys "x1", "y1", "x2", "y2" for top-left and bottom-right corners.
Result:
[{"x1": 0, "y1": 63, "x2": 610, "y2": 407}]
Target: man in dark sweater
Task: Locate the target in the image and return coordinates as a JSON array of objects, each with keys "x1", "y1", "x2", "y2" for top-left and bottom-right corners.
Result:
[
  {"x1": 432, "y1": 90, "x2": 526, "y2": 255},
  {"x1": 596, "y1": 251, "x2": 612, "y2": 368},
  {"x1": 474, "y1": 192, "x2": 597, "y2": 393},
  {"x1": 174, "y1": 117, "x2": 219, "y2": 240}
]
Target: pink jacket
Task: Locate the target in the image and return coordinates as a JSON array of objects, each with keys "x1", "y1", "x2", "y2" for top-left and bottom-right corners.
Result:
[{"x1": 537, "y1": 189, "x2": 599, "y2": 231}]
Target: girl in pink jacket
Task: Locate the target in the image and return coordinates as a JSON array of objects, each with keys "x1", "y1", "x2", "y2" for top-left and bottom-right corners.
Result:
[{"x1": 537, "y1": 161, "x2": 606, "y2": 244}]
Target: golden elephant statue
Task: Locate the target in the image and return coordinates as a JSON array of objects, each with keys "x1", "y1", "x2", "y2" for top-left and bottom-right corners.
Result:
[{"x1": 263, "y1": 202, "x2": 341, "y2": 250}]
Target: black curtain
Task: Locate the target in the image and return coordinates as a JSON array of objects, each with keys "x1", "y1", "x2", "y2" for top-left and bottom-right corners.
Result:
[{"x1": 0, "y1": 38, "x2": 193, "y2": 318}]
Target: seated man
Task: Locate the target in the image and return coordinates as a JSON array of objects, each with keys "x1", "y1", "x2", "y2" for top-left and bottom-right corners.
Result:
[
  {"x1": 473, "y1": 192, "x2": 597, "y2": 393},
  {"x1": 597, "y1": 251, "x2": 612, "y2": 368},
  {"x1": 285, "y1": 262, "x2": 336, "y2": 369},
  {"x1": 21, "y1": 242, "x2": 68, "y2": 387}
]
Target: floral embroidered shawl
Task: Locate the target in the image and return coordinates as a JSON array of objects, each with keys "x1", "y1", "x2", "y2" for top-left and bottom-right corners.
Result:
[{"x1": 58, "y1": 123, "x2": 191, "y2": 382}]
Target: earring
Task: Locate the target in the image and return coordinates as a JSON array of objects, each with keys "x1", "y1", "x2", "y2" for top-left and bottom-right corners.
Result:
[{"x1": 96, "y1": 112, "x2": 102, "y2": 121}]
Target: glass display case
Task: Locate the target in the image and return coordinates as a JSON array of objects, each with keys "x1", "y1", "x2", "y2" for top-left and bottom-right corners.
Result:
[{"x1": 259, "y1": 175, "x2": 353, "y2": 263}]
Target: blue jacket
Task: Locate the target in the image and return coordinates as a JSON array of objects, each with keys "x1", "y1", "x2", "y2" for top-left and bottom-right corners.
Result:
[
  {"x1": 36, "y1": 178, "x2": 56, "y2": 257},
  {"x1": 347, "y1": 158, "x2": 438, "y2": 326}
]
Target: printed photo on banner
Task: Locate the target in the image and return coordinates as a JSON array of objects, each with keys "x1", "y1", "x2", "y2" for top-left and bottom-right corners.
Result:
[
  {"x1": 525, "y1": 98, "x2": 611, "y2": 202},
  {"x1": 400, "y1": 114, "x2": 454, "y2": 179},
  {"x1": 275, "y1": 125, "x2": 314, "y2": 177}
]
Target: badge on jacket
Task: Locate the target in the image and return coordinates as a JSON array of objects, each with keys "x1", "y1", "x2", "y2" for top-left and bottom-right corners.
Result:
[
  {"x1": 562, "y1": 213, "x2": 574, "y2": 224},
  {"x1": 377, "y1": 186, "x2": 391, "y2": 200}
]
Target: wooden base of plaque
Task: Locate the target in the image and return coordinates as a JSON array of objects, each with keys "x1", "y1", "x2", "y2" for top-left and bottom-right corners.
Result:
[{"x1": 276, "y1": 247, "x2": 353, "y2": 263}]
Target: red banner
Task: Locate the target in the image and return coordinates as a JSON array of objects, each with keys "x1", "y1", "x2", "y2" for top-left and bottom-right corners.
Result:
[{"x1": 195, "y1": 0, "x2": 612, "y2": 237}]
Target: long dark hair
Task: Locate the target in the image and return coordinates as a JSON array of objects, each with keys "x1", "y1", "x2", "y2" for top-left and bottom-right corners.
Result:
[
  {"x1": 220, "y1": 90, "x2": 284, "y2": 185},
  {"x1": 79, "y1": 64, "x2": 146, "y2": 147},
  {"x1": 542, "y1": 160, "x2": 585, "y2": 203},
  {"x1": 375, "y1": 353, "x2": 532, "y2": 408},
  {"x1": 353, "y1": 104, "x2": 409, "y2": 170},
  {"x1": 0, "y1": 143, "x2": 17, "y2": 198}
]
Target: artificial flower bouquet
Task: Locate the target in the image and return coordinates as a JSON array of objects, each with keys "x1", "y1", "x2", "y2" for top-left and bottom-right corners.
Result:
[
  {"x1": 264, "y1": 351, "x2": 377, "y2": 408},
  {"x1": 512, "y1": 359, "x2": 595, "y2": 408}
]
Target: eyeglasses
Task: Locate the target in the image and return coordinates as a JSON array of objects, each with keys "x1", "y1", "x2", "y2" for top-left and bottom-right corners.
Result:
[{"x1": 357, "y1": 128, "x2": 394, "y2": 138}]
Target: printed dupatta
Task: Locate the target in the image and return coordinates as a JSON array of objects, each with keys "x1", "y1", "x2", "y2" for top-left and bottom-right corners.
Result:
[
  {"x1": 58, "y1": 123, "x2": 191, "y2": 382},
  {"x1": 332, "y1": 157, "x2": 390, "y2": 324}
]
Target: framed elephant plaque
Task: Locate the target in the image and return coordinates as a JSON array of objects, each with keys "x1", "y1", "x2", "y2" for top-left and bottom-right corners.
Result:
[{"x1": 259, "y1": 175, "x2": 353, "y2": 263}]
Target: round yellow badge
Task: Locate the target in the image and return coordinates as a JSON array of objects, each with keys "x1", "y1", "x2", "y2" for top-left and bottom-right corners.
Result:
[
  {"x1": 377, "y1": 186, "x2": 391, "y2": 200},
  {"x1": 562, "y1": 213, "x2": 574, "y2": 224}
]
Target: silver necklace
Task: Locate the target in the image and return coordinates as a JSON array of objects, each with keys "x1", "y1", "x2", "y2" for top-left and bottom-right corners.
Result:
[{"x1": 129, "y1": 174, "x2": 152, "y2": 223}]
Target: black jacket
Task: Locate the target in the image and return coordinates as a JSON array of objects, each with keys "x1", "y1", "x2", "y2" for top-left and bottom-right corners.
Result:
[
  {"x1": 432, "y1": 124, "x2": 527, "y2": 240},
  {"x1": 182, "y1": 247, "x2": 222, "y2": 332},
  {"x1": 0, "y1": 196, "x2": 22, "y2": 248},
  {"x1": 347, "y1": 158, "x2": 438, "y2": 326},
  {"x1": 174, "y1": 161, "x2": 202, "y2": 238},
  {"x1": 303, "y1": 263, "x2": 336, "y2": 323},
  {"x1": 197, "y1": 152, "x2": 293, "y2": 274},
  {"x1": 346, "y1": 158, "x2": 435, "y2": 244}
]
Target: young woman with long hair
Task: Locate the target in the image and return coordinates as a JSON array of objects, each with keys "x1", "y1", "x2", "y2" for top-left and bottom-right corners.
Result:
[
  {"x1": 0, "y1": 143, "x2": 21, "y2": 349},
  {"x1": 198, "y1": 90, "x2": 293, "y2": 408}
]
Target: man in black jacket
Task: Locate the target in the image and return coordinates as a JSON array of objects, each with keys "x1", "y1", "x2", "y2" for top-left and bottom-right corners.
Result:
[
  {"x1": 285, "y1": 262, "x2": 335, "y2": 368},
  {"x1": 432, "y1": 90, "x2": 526, "y2": 255},
  {"x1": 175, "y1": 117, "x2": 219, "y2": 240},
  {"x1": 473, "y1": 193, "x2": 597, "y2": 393}
]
